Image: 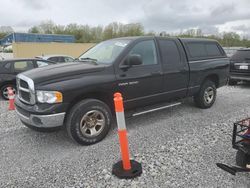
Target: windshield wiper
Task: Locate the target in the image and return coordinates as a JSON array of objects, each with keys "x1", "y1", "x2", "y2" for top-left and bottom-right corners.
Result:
[
  {"x1": 79, "y1": 57, "x2": 98, "y2": 62},
  {"x1": 77, "y1": 57, "x2": 98, "y2": 65}
]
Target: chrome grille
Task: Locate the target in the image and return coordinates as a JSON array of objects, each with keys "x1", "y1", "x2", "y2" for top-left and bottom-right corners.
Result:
[
  {"x1": 20, "y1": 80, "x2": 29, "y2": 88},
  {"x1": 17, "y1": 74, "x2": 36, "y2": 105},
  {"x1": 19, "y1": 90, "x2": 31, "y2": 102}
]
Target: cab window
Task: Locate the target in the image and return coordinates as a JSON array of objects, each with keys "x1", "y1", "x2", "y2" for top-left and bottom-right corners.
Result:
[
  {"x1": 129, "y1": 40, "x2": 158, "y2": 65},
  {"x1": 158, "y1": 39, "x2": 181, "y2": 68}
]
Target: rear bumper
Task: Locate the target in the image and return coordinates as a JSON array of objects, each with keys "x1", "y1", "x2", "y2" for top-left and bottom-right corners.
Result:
[{"x1": 230, "y1": 73, "x2": 250, "y2": 81}]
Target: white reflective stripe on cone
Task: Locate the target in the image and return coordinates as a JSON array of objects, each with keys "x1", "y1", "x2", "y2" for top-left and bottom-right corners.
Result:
[
  {"x1": 9, "y1": 96, "x2": 14, "y2": 100},
  {"x1": 116, "y1": 112, "x2": 126, "y2": 130}
]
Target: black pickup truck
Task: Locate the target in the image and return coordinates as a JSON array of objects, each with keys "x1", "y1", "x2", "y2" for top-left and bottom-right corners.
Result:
[{"x1": 15, "y1": 36, "x2": 229, "y2": 145}]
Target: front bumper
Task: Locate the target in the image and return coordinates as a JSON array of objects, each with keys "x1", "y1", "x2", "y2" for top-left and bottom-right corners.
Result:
[
  {"x1": 16, "y1": 107, "x2": 65, "y2": 128},
  {"x1": 15, "y1": 97, "x2": 67, "y2": 128}
]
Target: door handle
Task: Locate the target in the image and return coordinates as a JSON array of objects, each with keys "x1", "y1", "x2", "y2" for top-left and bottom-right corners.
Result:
[{"x1": 151, "y1": 71, "x2": 162, "y2": 76}]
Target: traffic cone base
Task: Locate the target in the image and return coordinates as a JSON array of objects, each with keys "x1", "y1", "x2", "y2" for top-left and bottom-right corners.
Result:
[{"x1": 112, "y1": 160, "x2": 142, "y2": 179}]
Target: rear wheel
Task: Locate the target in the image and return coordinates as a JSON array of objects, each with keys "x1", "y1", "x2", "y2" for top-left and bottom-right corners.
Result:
[
  {"x1": 1, "y1": 84, "x2": 16, "y2": 100},
  {"x1": 236, "y1": 150, "x2": 250, "y2": 167},
  {"x1": 194, "y1": 80, "x2": 217, "y2": 109},
  {"x1": 66, "y1": 99, "x2": 112, "y2": 145}
]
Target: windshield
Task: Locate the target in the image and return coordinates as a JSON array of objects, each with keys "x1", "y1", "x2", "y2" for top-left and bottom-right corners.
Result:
[{"x1": 79, "y1": 39, "x2": 131, "y2": 64}]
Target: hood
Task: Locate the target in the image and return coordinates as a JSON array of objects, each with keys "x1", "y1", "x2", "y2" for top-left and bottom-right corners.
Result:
[{"x1": 22, "y1": 62, "x2": 106, "y2": 84}]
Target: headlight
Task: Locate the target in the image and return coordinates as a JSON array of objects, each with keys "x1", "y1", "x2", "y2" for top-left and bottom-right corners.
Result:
[{"x1": 36, "y1": 91, "x2": 63, "y2": 103}]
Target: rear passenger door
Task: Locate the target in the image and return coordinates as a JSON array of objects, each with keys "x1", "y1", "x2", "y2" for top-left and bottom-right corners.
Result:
[{"x1": 157, "y1": 38, "x2": 189, "y2": 100}]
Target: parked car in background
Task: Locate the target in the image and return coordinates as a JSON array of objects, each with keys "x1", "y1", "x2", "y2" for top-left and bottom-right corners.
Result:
[
  {"x1": 223, "y1": 47, "x2": 245, "y2": 57},
  {"x1": 36, "y1": 55, "x2": 75, "y2": 63},
  {"x1": 0, "y1": 58, "x2": 55, "y2": 100},
  {"x1": 228, "y1": 49, "x2": 250, "y2": 85}
]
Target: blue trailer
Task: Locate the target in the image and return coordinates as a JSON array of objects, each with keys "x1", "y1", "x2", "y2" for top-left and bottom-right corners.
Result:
[{"x1": 0, "y1": 33, "x2": 75, "y2": 46}]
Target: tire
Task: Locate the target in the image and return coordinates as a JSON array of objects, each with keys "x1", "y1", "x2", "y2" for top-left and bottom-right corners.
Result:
[
  {"x1": 236, "y1": 150, "x2": 250, "y2": 167},
  {"x1": 66, "y1": 99, "x2": 112, "y2": 145},
  {"x1": 1, "y1": 84, "x2": 16, "y2": 100},
  {"x1": 228, "y1": 79, "x2": 237, "y2": 86},
  {"x1": 194, "y1": 80, "x2": 217, "y2": 109},
  {"x1": 21, "y1": 121, "x2": 62, "y2": 132}
]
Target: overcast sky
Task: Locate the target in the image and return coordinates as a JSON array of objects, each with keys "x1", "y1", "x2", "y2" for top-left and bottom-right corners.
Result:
[{"x1": 1, "y1": 0, "x2": 250, "y2": 37}]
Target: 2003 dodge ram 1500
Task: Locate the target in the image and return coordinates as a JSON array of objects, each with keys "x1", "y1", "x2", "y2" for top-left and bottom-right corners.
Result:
[{"x1": 15, "y1": 37, "x2": 229, "y2": 145}]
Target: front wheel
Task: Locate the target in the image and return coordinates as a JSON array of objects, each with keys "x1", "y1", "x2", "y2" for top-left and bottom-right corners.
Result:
[
  {"x1": 194, "y1": 80, "x2": 217, "y2": 109},
  {"x1": 66, "y1": 99, "x2": 112, "y2": 145}
]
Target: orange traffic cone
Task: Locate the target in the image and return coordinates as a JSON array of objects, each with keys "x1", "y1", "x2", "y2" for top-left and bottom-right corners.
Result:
[
  {"x1": 112, "y1": 92, "x2": 142, "y2": 179},
  {"x1": 7, "y1": 87, "x2": 15, "y2": 111}
]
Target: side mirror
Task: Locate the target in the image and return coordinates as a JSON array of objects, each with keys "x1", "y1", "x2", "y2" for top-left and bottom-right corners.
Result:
[{"x1": 120, "y1": 54, "x2": 142, "y2": 70}]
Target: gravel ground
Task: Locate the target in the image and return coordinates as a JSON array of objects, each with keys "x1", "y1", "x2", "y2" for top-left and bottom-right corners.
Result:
[{"x1": 1, "y1": 84, "x2": 250, "y2": 187}]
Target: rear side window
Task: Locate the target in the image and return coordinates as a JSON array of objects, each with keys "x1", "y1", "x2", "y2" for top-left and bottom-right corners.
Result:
[
  {"x1": 158, "y1": 39, "x2": 181, "y2": 67},
  {"x1": 14, "y1": 61, "x2": 34, "y2": 71},
  {"x1": 58, "y1": 57, "x2": 65, "y2": 62},
  {"x1": 65, "y1": 57, "x2": 74, "y2": 62},
  {"x1": 187, "y1": 43, "x2": 207, "y2": 58},
  {"x1": 0, "y1": 62, "x2": 12, "y2": 72},
  {"x1": 48, "y1": 57, "x2": 58, "y2": 62},
  {"x1": 36, "y1": 61, "x2": 50, "y2": 67},
  {"x1": 4, "y1": 62, "x2": 11, "y2": 70},
  {"x1": 187, "y1": 42, "x2": 223, "y2": 59},
  {"x1": 206, "y1": 43, "x2": 222, "y2": 56}
]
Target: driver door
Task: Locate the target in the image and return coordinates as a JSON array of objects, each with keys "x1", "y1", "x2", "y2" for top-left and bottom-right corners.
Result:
[{"x1": 115, "y1": 39, "x2": 164, "y2": 109}]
